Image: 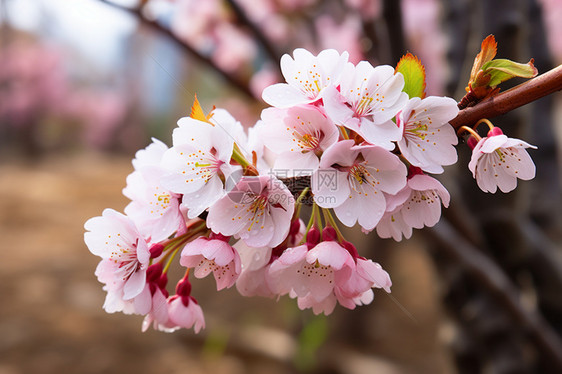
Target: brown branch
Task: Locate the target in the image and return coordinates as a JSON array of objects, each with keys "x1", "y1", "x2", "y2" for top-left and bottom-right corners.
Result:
[
  {"x1": 450, "y1": 64, "x2": 562, "y2": 129},
  {"x1": 426, "y1": 219, "x2": 562, "y2": 370},
  {"x1": 97, "y1": 0, "x2": 255, "y2": 99},
  {"x1": 224, "y1": 0, "x2": 283, "y2": 73}
]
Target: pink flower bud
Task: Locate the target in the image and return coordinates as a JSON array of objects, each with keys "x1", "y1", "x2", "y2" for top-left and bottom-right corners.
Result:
[
  {"x1": 176, "y1": 278, "x2": 192, "y2": 299},
  {"x1": 322, "y1": 226, "x2": 337, "y2": 242},
  {"x1": 147, "y1": 263, "x2": 163, "y2": 283},
  {"x1": 467, "y1": 136, "x2": 479, "y2": 150},
  {"x1": 289, "y1": 219, "x2": 301, "y2": 236},
  {"x1": 488, "y1": 126, "x2": 504, "y2": 137},
  {"x1": 209, "y1": 232, "x2": 230, "y2": 242},
  {"x1": 342, "y1": 241, "x2": 359, "y2": 259},
  {"x1": 306, "y1": 227, "x2": 321, "y2": 249},
  {"x1": 407, "y1": 165, "x2": 424, "y2": 178},
  {"x1": 149, "y1": 243, "x2": 165, "y2": 259},
  {"x1": 158, "y1": 272, "x2": 168, "y2": 290}
]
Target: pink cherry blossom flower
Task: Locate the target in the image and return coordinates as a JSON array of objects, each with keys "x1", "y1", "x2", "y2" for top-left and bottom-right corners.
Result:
[
  {"x1": 376, "y1": 172, "x2": 450, "y2": 241},
  {"x1": 166, "y1": 279, "x2": 205, "y2": 333},
  {"x1": 167, "y1": 296, "x2": 205, "y2": 333},
  {"x1": 140, "y1": 287, "x2": 171, "y2": 332},
  {"x1": 312, "y1": 140, "x2": 407, "y2": 230},
  {"x1": 468, "y1": 129, "x2": 537, "y2": 193},
  {"x1": 234, "y1": 219, "x2": 304, "y2": 297},
  {"x1": 180, "y1": 234, "x2": 242, "y2": 290},
  {"x1": 132, "y1": 137, "x2": 168, "y2": 170},
  {"x1": 207, "y1": 175, "x2": 295, "y2": 248},
  {"x1": 322, "y1": 62, "x2": 408, "y2": 150},
  {"x1": 123, "y1": 139, "x2": 185, "y2": 242},
  {"x1": 262, "y1": 48, "x2": 349, "y2": 108},
  {"x1": 162, "y1": 113, "x2": 237, "y2": 218},
  {"x1": 236, "y1": 249, "x2": 275, "y2": 298},
  {"x1": 260, "y1": 105, "x2": 339, "y2": 173},
  {"x1": 267, "y1": 242, "x2": 356, "y2": 305},
  {"x1": 293, "y1": 257, "x2": 391, "y2": 316},
  {"x1": 397, "y1": 96, "x2": 459, "y2": 173},
  {"x1": 84, "y1": 209, "x2": 150, "y2": 313}
]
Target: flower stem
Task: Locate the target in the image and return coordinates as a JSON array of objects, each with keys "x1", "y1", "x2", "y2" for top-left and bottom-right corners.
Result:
[
  {"x1": 474, "y1": 118, "x2": 494, "y2": 132},
  {"x1": 293, "y1": 187, "x2": 310, "y2": 219},
  {"x1": 159, "y1": 222, "x2": 209, "y2": 272},
  {"x1": 457, "y1": 125, "x2": 482, "y2": 141}
]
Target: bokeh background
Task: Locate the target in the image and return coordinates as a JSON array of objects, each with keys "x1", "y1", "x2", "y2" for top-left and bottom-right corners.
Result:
[{"x1": 1, "y1": 0, "x2": 562, "y2": 373}]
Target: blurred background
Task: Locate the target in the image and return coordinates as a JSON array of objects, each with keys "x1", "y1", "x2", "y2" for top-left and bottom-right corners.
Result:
[{"x1": 1, "y1": 0, "x2": 561, "y2": 373}]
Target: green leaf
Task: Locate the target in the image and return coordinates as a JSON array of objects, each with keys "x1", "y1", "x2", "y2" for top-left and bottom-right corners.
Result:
[
  {"x1": 481, "y1": 58, "x2": 538, "y2": 87},
  {"x1": 395, "y1": 53, "x2": 426, "y2": 99}
]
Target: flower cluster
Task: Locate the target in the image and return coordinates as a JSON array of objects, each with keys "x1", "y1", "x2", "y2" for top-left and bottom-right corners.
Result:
[{"x1": 84, "y1": 48, "x2": 536, "y2": 333}]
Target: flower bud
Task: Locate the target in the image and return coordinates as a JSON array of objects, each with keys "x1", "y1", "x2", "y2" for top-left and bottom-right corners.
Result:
[
  {"x1": 176, "y1": 278, "x2": 192, "y2": 298},
  {"x1": 467, "y1": 136, "x2": 479, "y2": 150},
  {"x1": 322, "y1": 226, "x2": 337, "y2": 242},
  {"x1": 342, "y1": 241, "x2": 359, "y2": 259},
  {"x1": 147, "y1": 263, "x2": 163, "y2": 283},
  {"x1": 209, "y1": 232, "x2": 230, "y2": 242},
  {"x1": 158, "y1": 272, "x2": 168, "y2": 290},
  {"x1": 149, "y1": 243, "x2": 165, "y2": 259},
  {"x1": 408, "y1": 165, "x2": 424, "y2": 178},
  {"x1": 306, "y1": 227, "x2": 321, "y2": 249},
  {"x1": 488, "y1": 126, "x2": 503, "y2": 137},
  {"x1": 289, "y1": 219, "x2": 301, "y2": 237}
]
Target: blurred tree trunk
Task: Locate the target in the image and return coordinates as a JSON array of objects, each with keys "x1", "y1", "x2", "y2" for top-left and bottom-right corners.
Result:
[{"x1": 437, "y1": 0, "x2": 562, "y2": 373}]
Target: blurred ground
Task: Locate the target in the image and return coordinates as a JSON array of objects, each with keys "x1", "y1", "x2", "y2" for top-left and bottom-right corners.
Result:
[{"x1": 0, "y1": 153, "x2": 456, "y2": 374}]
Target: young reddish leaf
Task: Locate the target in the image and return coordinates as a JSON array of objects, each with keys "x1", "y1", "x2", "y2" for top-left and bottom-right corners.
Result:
[
  {"x1": 395, "y1": 53, "x2": 426, "y2": 99},
  {"x1": 190, "y1": 94, "x2": 215, "y2": 125},
  {"x1": 481, "y1": 58, "x2": 538, "y2": 87},
  {"x1": 468, "y1": 34, "x2": 497, "y2": 90}
]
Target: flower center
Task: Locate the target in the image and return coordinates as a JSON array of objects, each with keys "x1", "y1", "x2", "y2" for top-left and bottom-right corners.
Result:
[
  {"x1": 298, "y1": 133, "x2": 320, "y2": 151},
  {"x1": 350, "y1": 164, "x2": 370, "y2": 184},
  {"x1": 246, "y1": 194, "x2": 268, "y2": 231},
  {"x1": 185, "y1": 149, "x2": 223, "y2": 183},
  {"x1": 110, "y1": 240, "x2": 140, "y2": 281},
  {"x1": 355, "y1": 95, "x2": 374, "y2": 116},
  {"x1": 406, "y1": 121, "x2": 428, "y2": 140}
]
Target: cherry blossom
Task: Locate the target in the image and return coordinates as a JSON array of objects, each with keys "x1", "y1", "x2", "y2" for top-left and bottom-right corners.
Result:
[
  {"x1": 167, "y1": 278, "x2": 205, "y2": 333},
  {"x1": 260, "y1": 105, "x2": 339, "y2": 173},
  {"x1": 397, "y1": 96, "x2": 459, "y2": 173},
  {"x1": 376, "y1": 171, "x2": 450, "y2": 241},
  {"x1": 312, "y1": 140, "x2": 407, "y2": 230},
  {"x1": 83, "y1": 46, "x2": 541, "y2": 333},
  {"x1": 267, "y1": 242, "x2": 356, "y2": 307},
  {"x1": 468, "y1": 129, "x2": 537, "y2": 193},
  {"x1": 335, "y1": 257, "x2": 392, "y2": 311},
  {"x1": 180, "y1": 234, "x2": 242, "y2": 290},
  {"x1": 322, "y1": 62, "x2": 408, "y2": 150},
  {"x1": 84, "y1": 209, "x2": 151, "y2": 313},
  {"x1": 123, "y1": 139, "x2": 185, "y2": 242},
  {"x1": 162, "y1": 113, "x2": 237, "y2": 218},
  {"x1": 262, "y1": 48, "x2": 349, "y2": 108},
  {"x1": 207, "y1": 175, "x2": 295, "y2": 248},
  {"x1": 235, "y1": 241, "x2": 275, "y2": 297}
]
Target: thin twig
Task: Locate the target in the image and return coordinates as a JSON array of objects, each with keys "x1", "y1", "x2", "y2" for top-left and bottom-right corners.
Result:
[
  {"x1": 426, "y1": 219, "x2": 562, "y2": 370},
  {"x1": 450, "y1": 64, "x2": 562, "y2": 129},
  {"x1": 97, "y1": 0, "x2": 255, "y2": 99}
]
